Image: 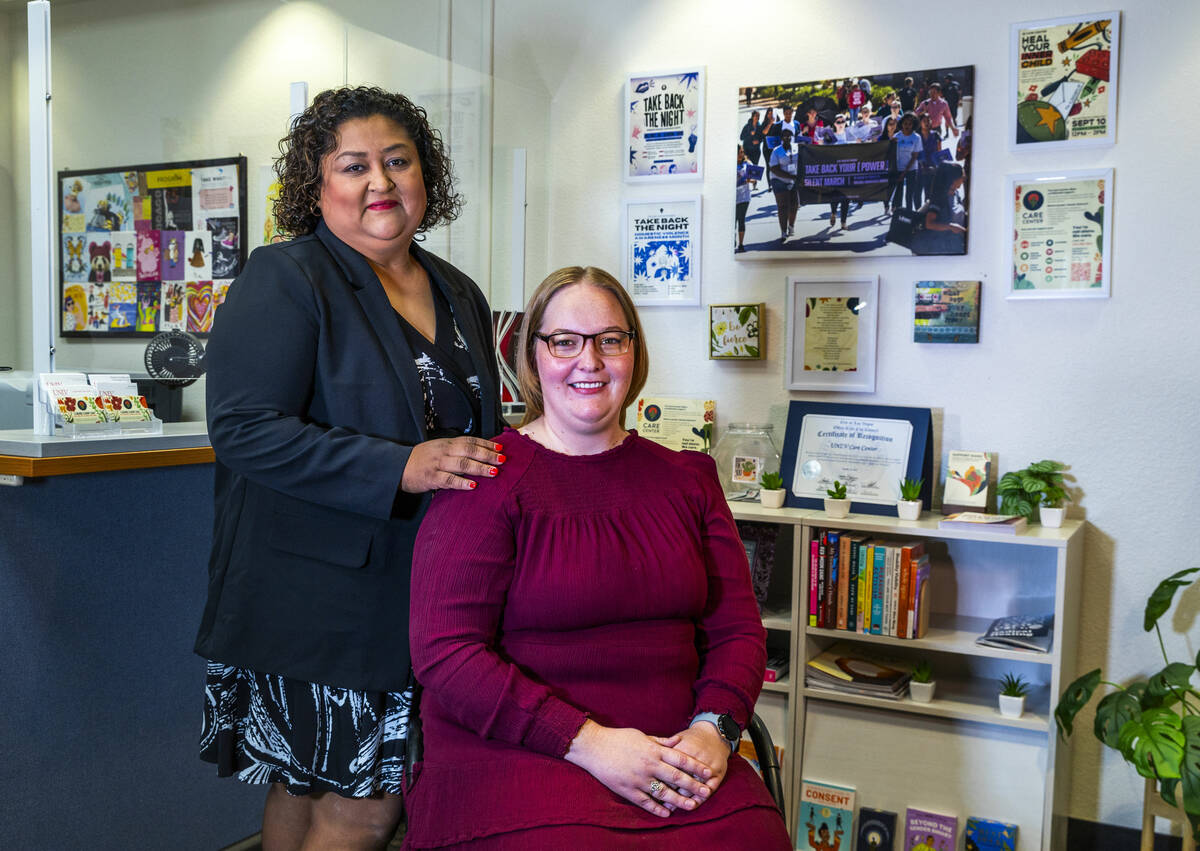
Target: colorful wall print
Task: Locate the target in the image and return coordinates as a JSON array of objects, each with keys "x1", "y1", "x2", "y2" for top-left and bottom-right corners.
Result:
[
  {"x1": 59, "y1": 156, "x2": 246, "y2": 337},
  {"x1": 622, "y1": 197, "x2": 701, "y2": 306},
  {"x1": 1011, "y1": 12, "x2": 1119, "y2": 149},
  {"x1": 709, "y1": 303, "x2": 764, "y2": 359},
  {"x1": 187, "y1": 281, "x2": 214, "y2": 333},
  {"x1": 913, "y1": 281, "x2": 981, "y2": 343},
  {"x1": 737, "y1": 66, "x2": 974, "y2": 257},
  {"x1": 625, "y1": 68, "x2": 705, "y2": 182}
]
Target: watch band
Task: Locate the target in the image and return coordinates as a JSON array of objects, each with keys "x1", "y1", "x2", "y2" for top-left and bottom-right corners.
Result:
[{"x1": 690, "y1": 711, "x2": 739, "y2": 753}]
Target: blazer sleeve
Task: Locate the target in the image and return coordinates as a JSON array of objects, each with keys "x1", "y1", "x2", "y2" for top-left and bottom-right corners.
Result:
[
  {"x1": 685, "y1": 452, "x2": 768, "y2": 728},
  {"x1": 410, "y1": 473, "x2": 589, "y2": 758},
  {"x1": 206, "y1": 245, "x2": 414, "y2": 520}
]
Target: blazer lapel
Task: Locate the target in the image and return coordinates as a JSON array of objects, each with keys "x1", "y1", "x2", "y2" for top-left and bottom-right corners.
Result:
[{"x1": 315, "y1": 222, "x2": 428, "y2": 441}]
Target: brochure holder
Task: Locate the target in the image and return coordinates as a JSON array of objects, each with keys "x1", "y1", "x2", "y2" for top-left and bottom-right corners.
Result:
[{"x1": 37, "y1": 373, "x2": 163, "y2": 438}]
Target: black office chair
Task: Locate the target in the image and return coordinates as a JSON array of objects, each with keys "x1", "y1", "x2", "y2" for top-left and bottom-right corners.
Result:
[{"x1": 747, "y1": 712, "x2": 785, "y2": 820}]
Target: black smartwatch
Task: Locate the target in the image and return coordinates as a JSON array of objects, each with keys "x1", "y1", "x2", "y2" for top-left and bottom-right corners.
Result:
[{"x1": 691, "y1": 711, "x2": 740, "y2": 753}]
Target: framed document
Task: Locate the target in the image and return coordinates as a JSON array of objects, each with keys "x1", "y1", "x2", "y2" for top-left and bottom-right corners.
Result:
[
  {"x1": 710, "y1": 303, "x2": 764, "y2": 359},
  {"x1": 625, "y1": 67, "x2": 705, "y2": 182},
  {"x1": 786, "y1": 276, "x2": 878, "y2": 392},
  {"x1": 1007, "y1": 169, "x2": 1112, "y2": 299},
  {"x1": 779, "y1": 401, "x2": 933, "y2": 515},
  {"x1": 1010, "y1": 12, "x2": 1119, "y2": 150},
  {"x1": 623, "y1": 197, "x2": 701, "y2": 306}
]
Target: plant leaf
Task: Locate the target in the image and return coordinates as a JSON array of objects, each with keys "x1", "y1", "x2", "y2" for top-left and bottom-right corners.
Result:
[
  {"x1": 1056, "y1": 668, "x2": 1101, "y2": 739},
  {"x1": 738, "y1": 306, "x2": 755, "y2": 326},
  {"x1": 1145, "y1": 568, "x2": 1200, "y2": 632},
  {"x1": 746, "y1": 346, "x2": 759, "y2": 358},
  {"x1": 1117, "y1": 707, "x2": 1184, "y2": 779},
  {"x1": 1180, "y1": 716, "x2": 1200, "y2": 818},
  {"x1": 1134, "y1": 681, "x2": 1168, "y2": 711},
  {"x1": 1094, "y1": 686, "x2": 1144, "y2": 749},
  {"x1": 1020, "y1": 473, "x2": 1048, "y2": 494},
  {"x1": 1162, "y1": 777, "x2": 1181, "y2": 809},
  {"x1": 1148, "y1": 663, "x2": 1197, "y2": 700}
]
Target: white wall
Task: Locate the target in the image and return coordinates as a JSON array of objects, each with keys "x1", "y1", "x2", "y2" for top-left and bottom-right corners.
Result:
[
  {"x1": 505, "y1": 0, "x2": 1200, "y2": 833},
  {"x1": 1, "y1": 7, "x2": 19, "y2": 369}
]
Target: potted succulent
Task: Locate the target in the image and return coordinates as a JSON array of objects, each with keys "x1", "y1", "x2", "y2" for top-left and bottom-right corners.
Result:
[
  {"x1": 909, "y1": 658, "x2": 936, "y2": 703},
  {"x1": 759, "y1": 471, "x2": 786, "y2": 509},
  {"x1": 823, "y1": 480, "x2": 850, "y2": 519},
  {"x1": 997, "y1": 460, "x2": 1069, "y2": 528},
  {"x1": 1055, "y1": 568, "x2": 1200, "y2": 845},
  {"x1": 897, "y1": 477, "x2": 924, "y2": 521},
  {"x1": 998, "y1": 673, "x2": 1030, "y2": 718}
]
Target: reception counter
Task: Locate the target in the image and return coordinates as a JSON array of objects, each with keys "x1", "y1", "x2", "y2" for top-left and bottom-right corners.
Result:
[{"x1": 0, "y1": 421, "x2": 261, "y2": 849}]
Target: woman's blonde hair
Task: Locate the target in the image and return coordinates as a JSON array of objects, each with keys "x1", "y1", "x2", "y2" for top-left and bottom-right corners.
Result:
[{"x1": 516, "y1": 266, "x2": 648, "y2": 428}]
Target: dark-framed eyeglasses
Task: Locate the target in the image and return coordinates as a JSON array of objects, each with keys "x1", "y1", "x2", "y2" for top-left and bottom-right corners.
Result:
[{"x1": 533, "y1": 329, "x2": 636, "y2": 358}]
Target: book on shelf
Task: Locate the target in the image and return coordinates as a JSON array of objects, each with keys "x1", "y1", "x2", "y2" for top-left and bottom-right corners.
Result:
[
  {"x1": 817, "y1": 532, "x2": 829, "y2": 628},
  {"x1": 826, "y1": 530, "x2": 841, "y2": 630},
  {"x1": 870, "y1": 544, "x2": 886, "y2": 635},
  {"x1": 964, "y1": 816, "x2": 1017, "y2": 851},
  {"x1": 856, "y1": 807, "x2": 897, "y2": 850},
  {"x1": 806, "y1": 642, "x2": 913, "y2": 699},
  {"x1": 938, "y1": 512, "x2": 1027, "y2": 534},
  {"x1": 942, "y1": 449, "x2": 992, "y2": 515},
  {"x1": 764, "y1": 652, "x2": 789, "y2": 682},
  {"x1": 809, "y1": 538, "x2": 819, "y2": 627},
  {"x1": 975, "y1": 613, "x2": 1054, "y2": 653},
  {"x1": 799, "y1": 779, "x2": 855, "y2": 851},
  {"x1": 897, "y1": 541, "x2": 925, "y2": 638},
  {"x1": 910, "y1": 556, "x2": 932, "y2": 638},
  {"x1": 905, "y1": 807, "x2": 957, "y2": 851},
  {"x1": 837, "y1": 533, "x2": 852, "y2": 630}
]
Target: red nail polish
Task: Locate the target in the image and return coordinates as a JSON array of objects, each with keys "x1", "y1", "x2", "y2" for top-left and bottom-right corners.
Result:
[
  {"x1": 488, "y1": 467, "x2": 498, "y2": 476},
  {"x1": 497, "y1": 454, "x2": 507, "y2": 463},
  {"x1": 469, "y1": 481, "x2": 477, "y2": 489},
  {"x1": 494, "y1": 443, "x2": 503, "y2": 451}
]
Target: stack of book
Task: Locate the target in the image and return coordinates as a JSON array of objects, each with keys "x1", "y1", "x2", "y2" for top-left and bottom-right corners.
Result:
[
  {"x1": 808, "y1": 530, "x2": 933, "y2": 639},
  {"x1": 805, "y1": 642, "x2": 913, "y2": 700}
]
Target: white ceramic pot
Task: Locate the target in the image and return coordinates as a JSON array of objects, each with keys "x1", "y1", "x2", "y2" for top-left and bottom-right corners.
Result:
[
  {"x1": 1040, "y1": 506, "x2": 1066, "y2": 528},
  {"x1": 823, "y1": 498, "x2": 851, "y2": 519},
  {"x1": 897, "y1": 500, "x2": 922, "y2": 521},
  {"x1": 760, "y1": 488, "x2": 786, "y2": 509},
  {"x1": 998, "y1": 694, "x2": 1026, "y2": 718},
  {"x1": 909, "y1": 680, "x2": 936, "y2": 703}
]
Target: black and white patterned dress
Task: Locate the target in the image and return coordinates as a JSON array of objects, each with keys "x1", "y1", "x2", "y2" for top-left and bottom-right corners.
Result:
[{"x1": 200, "y1": 284, "x2": 482, "y2": 797}]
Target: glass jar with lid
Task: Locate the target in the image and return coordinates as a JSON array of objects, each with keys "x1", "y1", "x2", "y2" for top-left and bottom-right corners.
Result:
[{"x1": 710, "y1": 423, "x2": 781, "y2": 496}]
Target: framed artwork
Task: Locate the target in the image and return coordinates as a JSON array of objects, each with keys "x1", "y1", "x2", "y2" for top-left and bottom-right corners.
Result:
[
  {"x1": 59, "y1": 156, "x2": 247, "y2": 337},
  {"x1": 625, "y1": 67, "x2": 705, "y2": 182},
  {"x1": 710, "y1": 303, "x2": 764, "y2": 359},
  {"x1": 1010, "y1": 12, "x2": 1119, "y2": 150},
  {"x1": 913, "y1": 281, "x2": 981, "y2": 343},
  {"x1": 778, "y1": 401, "x2": 933, "y2": 515},
  {"x1": 785, "y1": 276, "x2": 878, "y2": 393},
  {"x1": 735, "y1": 65, "x2": 974, "y2": 257},
  {"x1": 1007, "y1": 169, "x2": 1112, "y2": 299},
  {"x1": 622, "y1": 197, "x2": 701, "y2": 306}
]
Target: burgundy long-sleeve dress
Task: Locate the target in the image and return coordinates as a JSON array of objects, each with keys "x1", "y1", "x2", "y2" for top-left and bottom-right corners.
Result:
[{"x1": 404, "y1": 429, "x2": 790, "y2": 849}]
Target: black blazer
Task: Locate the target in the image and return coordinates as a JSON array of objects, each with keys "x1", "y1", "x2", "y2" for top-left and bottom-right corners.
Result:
[{"x1": 194, "y1": 221, "x2": 504, "y2": 692}]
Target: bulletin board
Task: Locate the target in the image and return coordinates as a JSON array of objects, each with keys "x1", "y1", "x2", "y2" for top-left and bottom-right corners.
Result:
[{"x1": 58, "y1": 156, "x2": 248, "y2": 338}]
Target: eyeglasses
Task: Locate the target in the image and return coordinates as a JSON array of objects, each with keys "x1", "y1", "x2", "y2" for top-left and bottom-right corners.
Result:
[
  {"x1": 835, "y1": 119, "x2": 846, "y2": 125},
  {"x1": 534, "y1": 329, "x2": 636, "y2": 358}
]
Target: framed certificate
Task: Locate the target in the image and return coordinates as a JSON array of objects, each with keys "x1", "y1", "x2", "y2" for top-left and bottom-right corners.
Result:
[{"x1": 785, "y1": 276, "x2": 878, "y2": 392}]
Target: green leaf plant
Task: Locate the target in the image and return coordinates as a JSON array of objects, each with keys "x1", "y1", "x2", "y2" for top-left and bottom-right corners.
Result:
[
  {"x1": 1000, "y1": 672, "x2": 1030, "y2": 698},
  {"x1": 1055, "y1": 567, "x2": 1200, "y2": 841},
  {"x1": 997, "y1": 459, "x2": 1069, "y2": 519},
  {"x1": 760, "y1": 471, "x2": 784, "y2": 491},
  {"x1": 898, "y1": 477, "x2": 924, "y2": 501},
  {"x1": 826, "y1": 480, "x2": 848, "y2": 500},
  {"x1": 911, "y1": 658, "x2": 934, "y2": 684}
]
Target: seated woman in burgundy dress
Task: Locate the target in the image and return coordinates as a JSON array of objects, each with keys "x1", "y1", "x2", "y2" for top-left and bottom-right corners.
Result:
[{"x1": 404, "y1": 266, "x2": 790, "y2": 849}]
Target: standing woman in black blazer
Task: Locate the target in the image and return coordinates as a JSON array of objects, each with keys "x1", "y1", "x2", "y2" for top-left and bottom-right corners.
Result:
[{"x1": 195, "y1": 86, "x2": 506, "y2": 850}]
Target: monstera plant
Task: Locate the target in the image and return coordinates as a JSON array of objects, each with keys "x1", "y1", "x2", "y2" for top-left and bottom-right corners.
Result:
[{"x1": 1055, "y1": 567, "x2": 1200, "y2": 841}]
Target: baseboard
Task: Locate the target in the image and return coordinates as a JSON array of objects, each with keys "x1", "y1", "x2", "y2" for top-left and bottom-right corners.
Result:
[{"x1": 1068, "y1": 816, "x2": 1183, "y2": 851}]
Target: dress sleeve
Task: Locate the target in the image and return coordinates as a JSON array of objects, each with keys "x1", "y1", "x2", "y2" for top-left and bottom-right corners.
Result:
[
  {"x1": 685, "y1": 453, "x2": 768, "y2": 728},
  {"x1": 206, "y1": 246, "x2": 413, "y2": 520},
  {"x1": 410, "y1": 473, "x2": 588, "y2": 757}
]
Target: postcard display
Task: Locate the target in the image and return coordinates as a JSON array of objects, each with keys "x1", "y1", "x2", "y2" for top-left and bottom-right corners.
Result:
[{"x1": 59, "y1": 157, "x2": 248, "y2": 337}]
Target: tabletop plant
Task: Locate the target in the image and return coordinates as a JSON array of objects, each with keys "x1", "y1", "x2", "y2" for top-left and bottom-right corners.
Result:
[
  {"x1": 898, "y1": 477, "x2": 924, "y2": 501},
  {"x1": 1000, "y1": 673, "x2": 1030, "y2": 698},
  {"x1": 997, "y1": 460, "x2": 1068, "y2": 519},
  {"x1": 826, "y1": 480, "x2": 848, "y2": 500},
  {"x1": 912, "y1": 658, "x2": 934, "y2": 684},
  {"x1": 760, "y1": 471, "x2": 784, "y2": 491},
  {"x1": 1055, "y1": 567, "x2": 1200, "y2": 842}
]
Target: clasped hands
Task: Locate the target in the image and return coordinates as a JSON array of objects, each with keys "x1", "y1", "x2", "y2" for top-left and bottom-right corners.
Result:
[{"x1": 565, "y1": 719, "x2": 731, "y2": 819}]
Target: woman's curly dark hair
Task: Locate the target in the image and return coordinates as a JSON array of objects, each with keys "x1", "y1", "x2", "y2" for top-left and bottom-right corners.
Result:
[{"x1": 272, "y1": 86, "x2": 462, "y2": 238}]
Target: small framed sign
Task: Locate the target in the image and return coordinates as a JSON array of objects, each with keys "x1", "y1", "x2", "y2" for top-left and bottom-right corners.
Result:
[{"x1": 709, "y1": 303, "x2": 763, "y2": 359}]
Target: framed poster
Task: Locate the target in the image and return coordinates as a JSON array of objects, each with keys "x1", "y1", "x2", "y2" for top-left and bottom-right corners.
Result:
[
  {"x1": 778, "y1": 401, "x2": 933, "y2": 515},
  {"x1": 59, "y1": 156, "x2": 248, "y2": 337},
  {"x1": 622, "y1": 197, "x2": 701, "y2": 306},
  {"x1": 913, "y1": 281, "x2": 980, "y2": 343},
  {"x1": 710, "y1": 303, "x2": 764, "y2": 359},
  {"x1": 785, "y1": 276, "x2": 878, "y2": 393},
  {"x1": 625, "y1": 67, "x2": 705, "y2": 182},
  {"x1": 736, "y1": 66, "x2": 973, "y2": 257},
  {"x1": 1010, "y1": 12, "x2": 1119, "y2": 150},
  {"x1": 1007, "y1": 169, "x2": 1112, "y2": 299}
]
